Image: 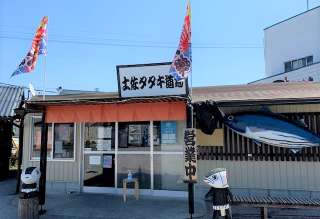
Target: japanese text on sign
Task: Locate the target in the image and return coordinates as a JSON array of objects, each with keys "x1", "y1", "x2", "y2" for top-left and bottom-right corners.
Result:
[
  {"x1": 184, "y1": 128, "x2": 197, "y2": 182},
  {"x1": 121, "y1": 75, "x2": 184, "y2": 91},
  {"x1": 117, "y1": 63, "x2": 187, "y2": 98}
]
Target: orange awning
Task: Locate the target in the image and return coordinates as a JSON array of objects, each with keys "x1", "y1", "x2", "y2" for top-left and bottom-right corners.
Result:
[{"x1": 45, "y1": 101, "x2": 186, "y2": 123}]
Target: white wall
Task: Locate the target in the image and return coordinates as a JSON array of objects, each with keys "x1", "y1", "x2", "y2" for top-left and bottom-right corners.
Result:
[
  {"x1": 265, "y1": 7, "x2": 320, "y2": 76},
  {"x1": 252, "y1": 62, "x2": 320, "y2": 84}
]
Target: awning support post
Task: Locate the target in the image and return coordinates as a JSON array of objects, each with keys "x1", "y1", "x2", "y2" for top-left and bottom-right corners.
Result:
[
  {"x1": 15, "y1": 115, "x2": 24, "y2": 194},
  {"x1": 39, "y1": 111, "x2": 48, "y2": 215}
]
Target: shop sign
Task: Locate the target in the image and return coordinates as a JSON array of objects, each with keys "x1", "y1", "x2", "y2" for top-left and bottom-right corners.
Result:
[
  {"x1": 184, "y1": 128, "x2": 197, "y2": 182},
  {"x1": 117, "y1": 62, "x2": 187, "y2": 98}
]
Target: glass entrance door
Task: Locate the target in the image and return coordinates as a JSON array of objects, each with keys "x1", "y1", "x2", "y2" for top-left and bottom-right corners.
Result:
[
  {"x1": 84, "y1": 153, "x2": 115, "y2": 187},
  {"x1": 83, "y1": 123, "x2": 115, "y2": 188}
]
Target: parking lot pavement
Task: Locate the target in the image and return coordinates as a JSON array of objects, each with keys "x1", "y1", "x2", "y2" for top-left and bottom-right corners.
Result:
[{"x1": 1, "y1": 178, "x2": 320, "y2": 219}]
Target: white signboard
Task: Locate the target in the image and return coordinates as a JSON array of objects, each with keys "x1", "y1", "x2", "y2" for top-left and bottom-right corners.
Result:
[{"x1": 117, "y1": 62, "x2": 187, "y2": 98}]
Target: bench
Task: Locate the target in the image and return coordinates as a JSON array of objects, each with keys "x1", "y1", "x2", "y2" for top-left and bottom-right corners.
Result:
[{"x1": 232, "y1": 195, "x2": 320, "y2": 219}]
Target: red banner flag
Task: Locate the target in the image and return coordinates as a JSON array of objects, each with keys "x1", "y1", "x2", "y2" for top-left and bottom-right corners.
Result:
[
  {"x1": 12, "y1": 16, "x2": 48, "y2": 77},
  {"x1": 169, "y1": 1, "x2": 191, "y2": 81}
]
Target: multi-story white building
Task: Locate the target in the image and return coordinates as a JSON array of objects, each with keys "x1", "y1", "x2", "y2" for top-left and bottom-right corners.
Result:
[{"x1": 252, "y1": 6, "x2": 320, "y2": 84}]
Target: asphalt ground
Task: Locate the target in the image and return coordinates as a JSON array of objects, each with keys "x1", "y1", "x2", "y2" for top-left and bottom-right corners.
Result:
[{"x1": 1, "y1": 177, "x2": 320, "y2": 219}]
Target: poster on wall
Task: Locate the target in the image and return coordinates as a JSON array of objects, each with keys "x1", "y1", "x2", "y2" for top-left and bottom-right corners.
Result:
[
  {"x1": 117, "y1": 62, "x2": 188, "y2": 98},
  {"x1": 128, "y1": 125, "x2": 143, "y2": 145},
  {"x1": 184, "y1": 128, "x2": 197, "y2": 182},
  {"x1": 103, "y1": 155, "x2": 113, "y2": 168},
  {"x1": 161, "y1": 121, "x2": 177, "y2": 144}
]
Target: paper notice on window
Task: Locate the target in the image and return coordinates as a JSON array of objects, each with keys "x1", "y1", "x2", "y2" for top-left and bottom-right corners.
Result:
[
  {"x1": 103, "y1": 155, "x2": 112, "y2": 168},
  {"x1": 96, "y1": 140, "x2": 112, "y2": 151},
  {"x1": 161, "y1": 122, "x2": 177, "y2": 144},
  {"x1": 89, "y1": 156, "x2": 101, "y2": 165},
  {"x1": 97, "y1": 126, "x2": 112, "y2": 139}
]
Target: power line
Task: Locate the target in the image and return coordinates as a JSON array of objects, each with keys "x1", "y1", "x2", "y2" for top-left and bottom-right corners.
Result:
[
  {"x1": 0, "y1": 25, "x2": 149, "y2": 39},
  {"x1": 0, "y1": 35, "x2": 263, "y2": 49},
  {"x1": 0, "y1": 30, "x2": 176, "y2": 45},
  {"x1": 0, "y1": 30, "x2": 263, "y2": 48}
]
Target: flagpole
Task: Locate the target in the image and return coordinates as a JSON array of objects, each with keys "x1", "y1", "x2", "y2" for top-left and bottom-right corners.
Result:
[
  {"x1": 188, "y1": 1, "x2": 195, "y2": 218},
  {"x1": 42, "y1": 18, "x2": 48, "y2": 101},
  {"x1": 42, "y1": 55, "x2": 46, "y2": 100}
]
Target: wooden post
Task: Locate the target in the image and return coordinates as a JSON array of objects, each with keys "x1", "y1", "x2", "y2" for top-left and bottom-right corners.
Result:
[
  {"x1": 186, "y1": 103, "x2": 195, "y2": 218},
  {"x1": 18, "y1": 196, "x2": 39, "y2": 219}
]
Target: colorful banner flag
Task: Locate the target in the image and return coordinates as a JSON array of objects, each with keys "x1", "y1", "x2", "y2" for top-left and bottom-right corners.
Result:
[
  {"x1": 169, "y1": 1, "x2": 191, "y2": 81},
  {"x1": 11, "y1": 16, "x2": 48, "y2": 77}
]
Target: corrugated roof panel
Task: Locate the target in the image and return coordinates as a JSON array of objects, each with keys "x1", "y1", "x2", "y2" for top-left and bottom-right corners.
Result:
[{"x1": 0, "y1": 85, "x2": 24, "y2": 118}]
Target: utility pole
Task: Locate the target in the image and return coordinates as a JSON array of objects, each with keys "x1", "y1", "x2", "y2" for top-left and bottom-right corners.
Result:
[{"x1": 307, "y1": 0, "x2": 309, "y2": 10}]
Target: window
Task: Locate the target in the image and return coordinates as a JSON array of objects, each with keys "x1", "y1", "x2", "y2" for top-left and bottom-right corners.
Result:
[
  {"x1": 53, "y1": 123, "x2": 74, "y2": 159},
  {"x1": 84, "y1": 123, "x2": 115, "y2": 151},
  {"x1": 284, "y1": 55, "x2": 313, "y2": 72},
  {"x1": 118, "y1": 122, "x2": 155, "y2": 151},
  {"x1": 284, "y1": 61, "x2": 291, "y2": 72},
  {"x1": 154, "y1": 121, "x2": 185, "y2": 152},
  {"x1": 153, "y1": 154, "x2": 185, "y2": 190},
  {"x1": 292, "y1": 59, "x2": 304, "y2": 69},
  {"x1": 307, "y1": 56, "x2": 313, "y2": 65},
  {"x1": 117, "y1": 154, "x2": 151, "y2": 189},
  {"x1": 31, "y1": 115, "x2": 75, "y2": 160},
  {"x1": 31, "y1": 116, "x2": 53, "y2": 160}
]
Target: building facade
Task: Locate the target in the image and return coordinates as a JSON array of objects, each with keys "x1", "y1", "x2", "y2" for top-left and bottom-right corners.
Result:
[
  {"x1": 193, "y1": 83, "x2": 320, "y2": 199},
  {"x1": 23, "y1": 97, "x2": 187, "y2": 196},
  {"x1": 21, "y1": 82, "x2": 320, "y2": 199},
  {"x1": 252, "y1": 6, "x2": 320, "y2": 84}
]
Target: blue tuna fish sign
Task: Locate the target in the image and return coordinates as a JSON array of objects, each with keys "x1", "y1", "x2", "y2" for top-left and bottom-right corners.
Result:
[{"x1": 224, "y1": 112, "x2": 320, "y2": 152}]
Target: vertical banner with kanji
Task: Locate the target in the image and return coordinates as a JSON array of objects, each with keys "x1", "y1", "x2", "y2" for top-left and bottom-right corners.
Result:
[{"x1": 184, "y1": 128, "x2": 197, "y2": 182}]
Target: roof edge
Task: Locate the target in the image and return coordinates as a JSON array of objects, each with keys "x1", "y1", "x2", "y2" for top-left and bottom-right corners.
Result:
[{"x1": 264, "y1": 5, "x2": 320, "y2": 30}]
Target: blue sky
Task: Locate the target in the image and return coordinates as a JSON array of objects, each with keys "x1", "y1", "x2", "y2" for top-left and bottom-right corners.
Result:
[{"x1": 1, "y1": 0, "x2": 320, "y2": 92}]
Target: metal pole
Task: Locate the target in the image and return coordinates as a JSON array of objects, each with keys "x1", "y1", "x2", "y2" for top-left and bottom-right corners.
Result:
[
  {"x1": 188, "y1": 182, "x2": 194, "y2": 218},
  {"x1": 307, "y1": 0, "x2": 309, "y2": 10},
  {"x1": 39, "y1": 111, "x2": 48, "y2": 214}
]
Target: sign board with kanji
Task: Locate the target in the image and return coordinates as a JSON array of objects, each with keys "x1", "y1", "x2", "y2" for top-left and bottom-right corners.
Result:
[
  {"x1": 184, "y1": 128, "x2": 197, "y2": 182},
  {"x1": 116, "y1": 62, "x2": 187, "y2": 98}
]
